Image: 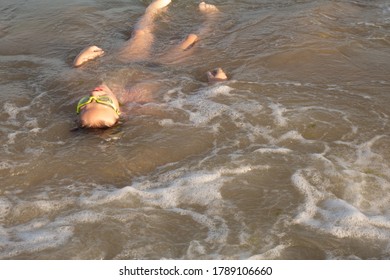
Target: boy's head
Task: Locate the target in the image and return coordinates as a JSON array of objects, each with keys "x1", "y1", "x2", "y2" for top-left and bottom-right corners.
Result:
[{"x1": 77, "y1": 85, "x2": 120, "y2": 128}]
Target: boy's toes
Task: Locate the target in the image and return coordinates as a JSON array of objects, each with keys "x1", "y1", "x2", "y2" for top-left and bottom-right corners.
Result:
[{"x1": 199, "y1": 2, "x2": 219, "y2": 13}]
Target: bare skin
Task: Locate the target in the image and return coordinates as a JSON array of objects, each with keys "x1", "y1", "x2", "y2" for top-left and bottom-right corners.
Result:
[
  {"x1": 73, "y1": 45, "x2": 105, "y2": 68},
  {"x1": 78, "y1": 84, "x2": 120, "y2": 128},
  {"x1": 117, "y1": 0, "x2": 170, "y2": 62},
  {"x1": 207, "y1": 67, "x2": 228, "y2": 83},
  {"x1": 199, "y1": 1, "x2": 220, "y2": 13},
  {"x1": 158, "y1": 2, "x2": 222, "y2": 64},
  {"x1": 74, "y1": 0, "x2": 227, "y2": 128}
]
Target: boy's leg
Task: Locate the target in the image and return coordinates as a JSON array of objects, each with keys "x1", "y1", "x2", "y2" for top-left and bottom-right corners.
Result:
[
  {"x1": 178, "y1": 34, "x2": 199, "y2": 51},
  {"x1": 118, "y1": 0, "x2": 171, "y2": 61},
  {"x1": 158, "y1": 2, "x2": 220, "y2": 63}
]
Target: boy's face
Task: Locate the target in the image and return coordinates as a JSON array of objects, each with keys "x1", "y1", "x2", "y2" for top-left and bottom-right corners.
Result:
[{"x1": 78, "y1": 85, "x2": 120, "y2": 128}]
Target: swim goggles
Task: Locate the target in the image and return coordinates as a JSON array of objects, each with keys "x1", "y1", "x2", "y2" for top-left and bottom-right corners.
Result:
[{"x1": 76, "y1": 95, "x2": 120, "y2": 115}]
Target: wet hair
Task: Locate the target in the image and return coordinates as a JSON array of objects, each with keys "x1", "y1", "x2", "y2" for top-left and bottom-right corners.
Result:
[{"x1": 80, "y1": 118, "x2": 117, "y2": 129}]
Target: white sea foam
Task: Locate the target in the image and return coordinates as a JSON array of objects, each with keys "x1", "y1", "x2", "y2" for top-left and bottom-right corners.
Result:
[
  {"x1": 277, "y1": 130, "x2": 308, "y2": 143},
  {"x1": 0, "y1": 198, "x2": 12, "y2": 221},
  {"x1": 3, "y1": 102, "x2": 30, "y2": 120},
  {"x1": 76, "y1": 165, "x2": 262, "y2": 254},
  {"x1": 0, "y1": 218, "x2": 74, "y2": 258},
  {"x1": 355, "y1": 135, "x2": 386, "y2": 167},
  {"x1": 0, "y1": 195, "x2": 109, "y2": 258},
  {"x1": 111, "y1": 165, "x2": 256, "y2": 209},
  {"x1": 185, "y1": 85, "x2": 235, "y2": 126},
  {"x1": 0, "y1": 163, "x2": 261, "y2": 259},
  {"x1": 164, "y1": 84, "x2": 257, "y2": 129},
  {"x1": 126, "y1": 166, "x2": 262, "y2": 250},
  {"x1": 248, "y1": 244, "x2": 287, "y2": 260},
  {"x1": 269, "y1": 102, "x2": 288, "y2": 127},
  {"x1": 254, "y1": 147, "x2": 292, "y2": 154},
  {"x1": 292, "y1": 168, "x2": 390, "y2": 240},
  {"x1": 158, "y1": 118, "x2": 175, "y2": 127},
  {"x1": 0, "y1": 161, "x2": 17, "y2": 171},
  {"x1": 170, "y1": 208, "x2": 229, "y2": 244}
]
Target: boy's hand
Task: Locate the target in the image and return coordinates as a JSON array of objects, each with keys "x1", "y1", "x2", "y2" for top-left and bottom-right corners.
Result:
[{"x1": 73, "y1": 45, "x2": 105, "y2": 67}]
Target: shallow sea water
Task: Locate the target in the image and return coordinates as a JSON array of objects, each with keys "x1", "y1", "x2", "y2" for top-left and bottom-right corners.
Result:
[{"x1": 1, "y1": 0, "x2": 390, "y2": 259}]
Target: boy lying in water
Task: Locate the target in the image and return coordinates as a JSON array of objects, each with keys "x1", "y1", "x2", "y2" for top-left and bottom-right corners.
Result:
[{"x1": 74, "y1": 0, "x2": 228, "y2": 128}]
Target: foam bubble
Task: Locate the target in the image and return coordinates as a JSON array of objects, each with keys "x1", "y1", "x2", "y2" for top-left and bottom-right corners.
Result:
[
  {"x1": 126, "y1": 166, "x2": 262, "y2": 246},
  {"x1": 61, "y1": 210, "x2": 106, "y2": 224},
  {"x1": 320, "y1": 198, "x2": 390, "y2": 239},
  {"x1": 0, "y1": 219, "x2": 74, "y2": 259},
  {"x1": 0, "y1": 198, "x2": 12, "y2": 221},
  {"x1": 278, "y1": 130, "x2": 307, "y2": 142},
  {"x1": 186, "y1": 240, "x2": 207, "y2": 258},
  {"x1": 292, "y1": 168, "x2": 390, "y2": 240},
  {"x1": 170, "y1": 208, "x2": 229, "y2": 244},
  {"x1": 269, "y1": 102, "x2": 288, "y2": 127},
  {"x1": 74, "y1": 165, "x2": 260, "y2": 251},
  {"x1": 248, "y1": 244, "x2": 287, "y2": 260},
  {"x1": 158, "y1": 118, "x2": 175, "y2": 127},
  {"x1": 355, "y1": 135, "x2": 385, "y2": 166},
  {"x1": 0, "y1": 161, "x2": 17, "y2": 171},
  {"x1": 188, "y1": 100, "x2": 229, "y2": 126},
  {"x1": 0, "y1": 195, "x2": 111, "y2": 258},
  {"x1": 254, "y1": 147, "x2": 292, "y2": 154},
  {"x1": 6, "y1": 131, "x2": 20, "y2": 145},
  {"x1": 4, "y1": 102, "x2": 22, "y2": 120},
  {"x1": 79, "y1": 186, "x2": 142, "y2": 207},
  {"x1": 165, "y1": 85, "x2": 239, "y2": 127},
  {"x1": 132, "y1": 169, "x2": 226, "y2": 208}
]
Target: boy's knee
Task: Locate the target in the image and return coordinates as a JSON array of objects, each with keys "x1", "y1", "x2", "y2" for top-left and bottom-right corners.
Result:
[{"x1": 132, "y1": 29, "x2": 146, "y2": 37}]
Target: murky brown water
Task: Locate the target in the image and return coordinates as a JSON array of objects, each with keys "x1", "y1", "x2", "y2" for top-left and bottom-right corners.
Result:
[{"x1": 1, "y1": 0, "x2": 390, "y2": 259}]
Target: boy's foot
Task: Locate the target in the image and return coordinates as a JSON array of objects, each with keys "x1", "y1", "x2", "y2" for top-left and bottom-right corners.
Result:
[
  {"x1": 207, "y1": 68, "x2": 228, "y2": 82},
  {"x1": 199, "y1": 2, "x2": 219, "y2": 13},
  {"x1": 146, "y1": 0, "x2": 172, "y2": 14}
]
